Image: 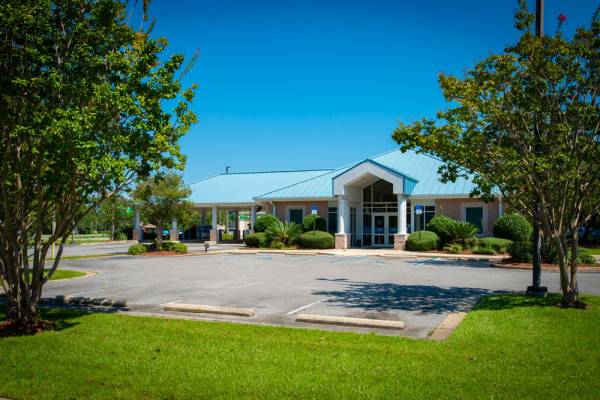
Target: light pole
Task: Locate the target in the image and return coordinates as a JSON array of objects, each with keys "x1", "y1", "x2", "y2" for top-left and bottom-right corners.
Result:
[{"x1": 527, "y1": 0, "x2": 548, "y2": 296}]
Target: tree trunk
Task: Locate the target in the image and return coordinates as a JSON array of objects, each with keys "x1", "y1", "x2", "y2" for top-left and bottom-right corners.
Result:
[
  {"x1": 553, "y1": 232, "x2": 581, "y2": 307},
  {"x1": 156, "y1": 223, "x2": 162, "y2": 250}
]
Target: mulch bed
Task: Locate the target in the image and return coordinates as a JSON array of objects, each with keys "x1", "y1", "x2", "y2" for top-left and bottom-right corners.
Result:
[
  {"x1": 142, "y1": 251, "x2": 182, "y2": 257},
  {"x1": 0, "y1": 319, "x2": 56, "y2": 337}
]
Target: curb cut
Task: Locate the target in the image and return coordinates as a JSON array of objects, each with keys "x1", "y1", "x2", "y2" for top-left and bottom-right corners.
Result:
[
  {"x1": 163, "y1": 303, "x2": 255, "y2": 317},
  {"x1": 429, "y1": 312, "x2": 467, "y2": 341},
  {"x1": 296, "y1": 314, "x2": 405, "y2": 330}
]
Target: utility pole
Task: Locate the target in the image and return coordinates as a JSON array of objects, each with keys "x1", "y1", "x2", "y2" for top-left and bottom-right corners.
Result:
[{"x1": 527, "y1": 0, "x2": 548, "y2": 296}]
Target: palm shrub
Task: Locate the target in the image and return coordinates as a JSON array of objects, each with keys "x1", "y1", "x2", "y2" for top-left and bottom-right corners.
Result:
[
  {"x1": 447, "y1": 221, "x2": 478, "y2": 244},
  {"x1": 493, "y1": 213, "x2": 532, "y2": 242},
  {"x1": 266, "y1": 220, "x2": 302, "y2": 246},
  {"x1": 244, "y1": 232, "x2": 270, "y2": 248},
  {"x1": 302, "y1": 214, "x2": 327, "y2": 232},
  {"x1": 426, "y1": 215, "x2": 456, "y2": 247}
]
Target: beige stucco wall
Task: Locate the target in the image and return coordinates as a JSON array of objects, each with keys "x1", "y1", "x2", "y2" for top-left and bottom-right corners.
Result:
[{"x1": 435, "y1": 198, "x2": 504, "y2": 235}]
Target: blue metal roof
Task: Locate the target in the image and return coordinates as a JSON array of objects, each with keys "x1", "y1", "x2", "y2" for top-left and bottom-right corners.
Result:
[
  {"x1": 191, "y1": 148, "x2": 482, "y2": 204},
  {"x1": 189, "y1": 169, "x2": 332, "y2": 204}
]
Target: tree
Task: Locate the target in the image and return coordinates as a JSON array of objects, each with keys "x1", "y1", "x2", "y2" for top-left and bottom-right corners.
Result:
[
  {"x1": 392, "y1": 2, "x2": 599, "y2": 306},
  {"x1": 0, "y1": 0, "x2": 197, "y2": 330},
  {"x1": 97, "y1": 195, "x2": 134, "y2": 239},
  {"x1": 133, "y1": 173, "x2": 197, "y2": 249}
]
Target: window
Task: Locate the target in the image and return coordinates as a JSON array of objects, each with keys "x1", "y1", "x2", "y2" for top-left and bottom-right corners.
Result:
[
  {"x1": 406, "y1": 201, "x2": 412, "y2": 233},
  {"x1": 414, "y1": 205, "x2": 436, "y2": 231},
  {"x1": 327, "y1": 207, "x2": 338, "y2": 234},
  {"x1": 289, "y1": 209, "x2": 303, "y2": 225}
]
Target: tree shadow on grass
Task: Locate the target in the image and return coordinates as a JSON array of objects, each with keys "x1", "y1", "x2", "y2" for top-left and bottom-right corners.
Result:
[
  {"x1": 314, "y1": 278, "x2": 509, "y2": 314},
  {"x1": 473, "y1": 293, "x2": 564, "y2": 311}
]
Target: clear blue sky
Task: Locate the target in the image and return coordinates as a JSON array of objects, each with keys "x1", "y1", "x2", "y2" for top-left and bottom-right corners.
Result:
[{"x1": 146, "y1": 0, "x2": 598, "y2": 183}]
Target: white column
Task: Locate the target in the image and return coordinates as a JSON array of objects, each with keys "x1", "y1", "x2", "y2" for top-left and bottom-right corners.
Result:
[
  {"x1": 133, "y1": 209, "x2": 142, "y2": 241},
  {"x1": 399, "y1": 195, "x2": 407, "y2": 235},
  {"x1": 171, "y1": 218, "x2": 177, "y2": 231},
  {"x1": 272, "y1": 204, "x2": 277, "y2": 218},
  {"x1": 498, "y1": 197, "x2": 504, "y2": 217},
  {"x1": 211, "y1": 206, "x2": 217, "y2": 230},
  {"x1": 337, "y1": 196, "x2": 347, "y2": 234},
  {"x1": 250, "y1": 205, "x2": 257, "y2": 232}
]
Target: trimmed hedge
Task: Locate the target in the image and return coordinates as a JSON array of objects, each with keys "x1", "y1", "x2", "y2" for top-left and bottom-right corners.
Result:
[
  {"x1": 405, "y1": 230, "x2": 440, "y2": 252},
  {"x1": 128, "y1": 244, "x2": 148, "y2": 255},
  {"x1": 494, "y1": 213, "x2": 532, "y2": 242},
  {"x1": 298, "y1": 231, "x2": 335, "y2": 249},
  {"x1": 160, "y1": 241, "x2": 188, "y2": 253},
  {"x1": 114, "y1": 232, "x2": 128, "y2": 241},
  {"x1": 244, "y1": 232, "x2": 270, "y2": 248},
  {"x1": 426, "y1": 215, "x2": 455, "y2": 247},
  {"x1": 477, "y1": 237, "x2": 513, "y2": 253},
  {"x1": 254, "y1": 214, "x2": 279, "y2": 233},
  {"x1": 508, "y1": 241, "x2": 533, "y2": 262},
  {"x1": 221, "y1": 233, "x2": 234, "y2": 241},
  {"x1": 546, "y1": 247, "x2": 596, "y2": 265},
  {"x1": 472, "y1": 246, "x2": 495, "y2": 255},
  {"x1": 302, "y1": 214, "x2": 327, "y2": 232}
]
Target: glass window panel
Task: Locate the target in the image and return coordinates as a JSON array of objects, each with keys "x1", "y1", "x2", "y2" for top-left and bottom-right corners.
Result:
[
  {"x1": 363, "y1": 214, "x2": 372, "y2": 234},
  {"x1": 389, "y1": 215, "x2": 398, "y2": 234},
  {"x1": 363, "y1": 186, "x2": 372, "y2": 202},
  {"x1": 327, "y1": 207, "x2": 337, "y2": 234},
  {"x1": 363, "y1": 234, "x2": 372, "y2": 246},
  {"x1": 374, "y1": 215, "x2": 385, "y2": 233}
]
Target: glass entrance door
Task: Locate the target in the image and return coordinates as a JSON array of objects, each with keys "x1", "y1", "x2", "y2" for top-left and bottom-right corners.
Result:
[{"x1": 373, "y1": 214, "x2": 386, "y2": 246}]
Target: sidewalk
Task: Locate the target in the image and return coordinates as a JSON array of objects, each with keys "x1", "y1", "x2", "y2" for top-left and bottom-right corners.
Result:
[{"x1": 208, "y1": 247, "x2": 508, "y2": 261}]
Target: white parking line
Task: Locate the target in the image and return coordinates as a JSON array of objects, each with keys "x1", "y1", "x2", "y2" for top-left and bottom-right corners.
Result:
[{"x1": 286, "y1": 300, "x2": 322, "y2": 315}]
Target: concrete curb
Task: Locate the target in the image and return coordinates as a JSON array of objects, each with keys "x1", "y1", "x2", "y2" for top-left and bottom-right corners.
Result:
[
  {"x1": 490, "y1": 262, "x2": 600, "y2": 273},
  {"x1": 428, "y1": 312, "x2": 467, "y2": 341},
  {"x1": 163, "y1": 303, "x2": 255, "y2": 317},
  {"x1": 296, "y1": 314, "x2": 405, "y2": 330}
]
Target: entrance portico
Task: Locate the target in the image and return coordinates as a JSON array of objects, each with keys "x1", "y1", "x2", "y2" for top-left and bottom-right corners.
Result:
[{"x1": 332, "y1": 160, "x2": 416, "y2": 250}]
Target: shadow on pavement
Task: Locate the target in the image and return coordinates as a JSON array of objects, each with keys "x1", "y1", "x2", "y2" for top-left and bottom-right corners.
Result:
[{"x1": 314, "y1": 279, "x2": 508, "y2": 314}]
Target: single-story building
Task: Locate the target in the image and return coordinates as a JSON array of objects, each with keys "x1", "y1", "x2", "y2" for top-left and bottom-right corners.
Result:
[{"x1": 188, "y1": 148, "x2": 505, "y2": 249}]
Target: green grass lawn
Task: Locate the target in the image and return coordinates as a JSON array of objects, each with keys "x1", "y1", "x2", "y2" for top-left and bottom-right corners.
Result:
[
  {"x1": 47, "y1": 269, "x2": 87, "y2": 280},
  {"x1": 582, "y1": 247, "x2": 600, "y2": 255},
  {"x1": 0, "y1": 294, "x2": 599, "y2": 399}
]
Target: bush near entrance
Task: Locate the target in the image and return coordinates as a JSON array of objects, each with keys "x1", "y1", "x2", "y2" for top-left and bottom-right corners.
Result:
[
  {"x1": 508, "y1": 241, "x2": 533, "y2": 262},
  {"x1": 221, "y1": 233, "x2": 234, "y2": 241},
  {"x1": 254, "y1": 215, "x2": 279, "y2": 233},
  {"x1": 298, "y1": 231, "x2": 335, "y2": 249},
  {"x1": 477, "y1": 237, "x2": 512, "y2": 253},
  {"x1": 302, "y1": 214, "x2": 327, "y2": 232},
  {"x1": 493, "y1": 213, "x2": 532, "y2": 242},
  {"x1": 405, "y1": 230, "x2": 440, "y2": 251},
  {"x1": 244, "y1": 232, "x2": 270, "y2": 248},
  {"x1": 426, "y1": 215, "x2": 456, "y2": 247}
]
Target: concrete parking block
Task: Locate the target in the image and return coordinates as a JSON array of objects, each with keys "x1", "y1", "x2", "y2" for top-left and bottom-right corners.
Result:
[
  {"x1": 296, "y1": 314, "x2": 405, "y2": 330},
  {"x1": 163, "y1": 303, "x2": 255, "y2": 317}
]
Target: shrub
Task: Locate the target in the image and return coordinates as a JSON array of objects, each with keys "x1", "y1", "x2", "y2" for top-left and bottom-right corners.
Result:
[
  {"x1": 508, "y1": 241, "x2": 533, "y2": 262},
  {"x1": 221, "y1": 233, "x2": 234, "y2": 241},
  {"x1": 444, "y1": 244, "x2": 463, "y2": 254},
  {"x1": 426, "y1": 215, "x2": 456, "y2": 246},
  {"x1": 545, "y1": 247, "x2": 596, "y2": 265},
  {"x1": 270, "y1": 241, "x2": 284, "y2": 249},
  {"x1": 254, "y1": 214, "x2": 279, "y2": 233},
  {"x1": 128, "y1": 244, "x2": 148, "y2": 255},
  {"x1": 447, "y1": 221, "x2": 478, "y2": 244},
  {"x1": 302, "y1": 214, "x2": 327, "y2": 232},
  {"x1": 405, "y1": 230, "x2": 440, "y2": 251},
  {"x1": 472, "y1": 246, "x2": 496, "y2": 255},
  {"x1": 244, "y1": 232, "x2": 270, "y2": 248},
  {"x1": 266, "y1": 220, "x2": 302, "y2": 246},
  {"x1": 477, "y1": 237, "x2": 513, "y2": 253},
  {"x1": 298, "y1": 231, "x2": 335, "y2": 249},
  {"x1": 113, "y1": 232, "x2": 128, "y2": 241},
  {"x1": 172, "y1": 243, "x2": 187, "y2": 253},
  {"x1": 493, "y1": 213, "x2": 532, "y2": 242}
]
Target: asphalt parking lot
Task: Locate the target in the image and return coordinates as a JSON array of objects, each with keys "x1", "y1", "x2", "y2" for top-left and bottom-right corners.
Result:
[{"x1": 44, "y1": 253, "x2": 600, "y2": 338}]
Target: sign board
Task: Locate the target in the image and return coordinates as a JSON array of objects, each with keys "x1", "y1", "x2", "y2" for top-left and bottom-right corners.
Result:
[
  {"x1": 415, "y1": 205, "x2": 424, "y2": 215},
  {"x1": 311, "y1": 205, "x2": 318, "y2": 215}
]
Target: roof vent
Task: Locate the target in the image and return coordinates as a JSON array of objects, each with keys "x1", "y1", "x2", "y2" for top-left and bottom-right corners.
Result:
[{"x1": 225, "y1": 166, "x2": 231, "y2": 174}]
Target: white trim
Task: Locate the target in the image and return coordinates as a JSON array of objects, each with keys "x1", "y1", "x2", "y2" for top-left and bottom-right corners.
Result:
[
  {"x1": 460, "y1": 202, "x2": 488, "y2": 235},
  {"x1": 254, "y1": 196, "x2": 335, "y2": 201},
  {"x1": 333, "y1": 162, "x2": 405, "y2": 196}
]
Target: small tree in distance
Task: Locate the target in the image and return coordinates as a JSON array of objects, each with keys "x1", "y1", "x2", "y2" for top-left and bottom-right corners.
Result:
[{"x1": 133, "y1": 173, "x2": 197, "y2": 249}]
